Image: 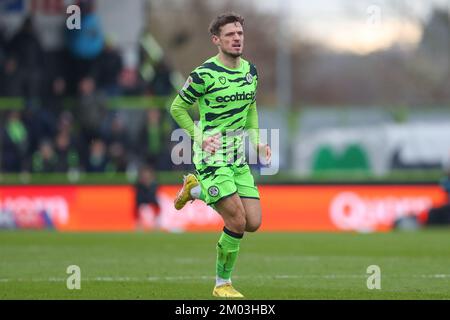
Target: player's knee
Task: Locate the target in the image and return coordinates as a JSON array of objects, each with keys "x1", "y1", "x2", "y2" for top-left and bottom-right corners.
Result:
[
  {"x1": 246, "y1": 217, "x2": 261, "y2": 232},
  {"x1": 229, "y1": 207, "x2": 246, "y2": 231}
]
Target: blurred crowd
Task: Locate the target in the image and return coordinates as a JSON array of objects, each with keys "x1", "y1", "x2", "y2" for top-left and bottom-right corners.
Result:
[{"x1": 0, "y1": 1, "x2": 182, "y2": 174}]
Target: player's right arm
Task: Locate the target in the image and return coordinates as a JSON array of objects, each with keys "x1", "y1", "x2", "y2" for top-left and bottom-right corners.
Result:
[{"x1": 170, "y1": 72, "x2": 221, "y2": 153}]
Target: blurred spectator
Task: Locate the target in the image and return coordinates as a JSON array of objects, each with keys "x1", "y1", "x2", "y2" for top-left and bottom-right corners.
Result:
[
  {"x1": 138, "y1": 108, "x2": 173, "y2": 169},
  {"x1": 149, "y1": 59, "x2": 174, "y2": 96},
  {"x1": 57, "y1": 111, "x2": 76, "y2": 137},
  {"x1": 55, "y1": 111, "x2": 87, "y2": 169},
  {"x1": 1, "y1": 111, "x2": 29, "y2": 172},
  {"x1": 0, "y1": 1, "x2": 181, "y2": 175},
  {"x1": 85, "y1": 138, "x2": 111, "y2": 172},
  {"x1": 420, "y1": 174, "x2": 450, "y2": 226},
  {"x1": 65, "y1": 0, "x2": 104, "y2": 95},
  {"x1": 100, "y1": 113, "x2": 129, "y2": 147},
  {"x1": 41, "y1": 51, "x2": 67, "y2": 115},
  {"x1": 136, "y1": 31, "x2": 179, "y2": 97},
  {"x1": 95, "y1": 36, "x2": 123, "y2": 96},
  {"x1": 4, "y1": 16, "x2": 44, "y2": 100},
  {"x1": 118, "y1": 68, "x2": 139, "y2": 94},
  {"x1": 5, "y1": 17, "x2": 59, "y2": 155},
  {"x1": 22, "y1": 105, "x2": 57, "y2": 156},
  {"x1": 395, "y1": 172, "x2": 450, "y2": 229},
  {"x1": 108, "y1": 142, "x2": 128, "y2": 172},
  {"x1": 32, "y1": 140, "x2": 58, "y2": 173},
  {"x1": 57, "y1": 111, "x2": 80, "y2": 149},
  {"x1": 135, "y1": 164, "x2": 161, "y2": 230},
  {"x1": 54, "y1": 131, "x2": 80, "y2": 172},
  {"x1": 75, "y1": 82, "x2": 107, "y2": 148},
  {"x1": 0, "y1": 23, "x2": 7, "y2": 96},
  {"x1": 138, "y1": 30, "x2": 163, "y2": 84},
  {"x1": 99, "y1": 113, "x2": 133, "y2": 173},
  {"x1": 137, "y1": 27, "x2": 182, "y2": 96},
  {"x1": 66, "y1": 0, "x2": 104, "y2": 60}
]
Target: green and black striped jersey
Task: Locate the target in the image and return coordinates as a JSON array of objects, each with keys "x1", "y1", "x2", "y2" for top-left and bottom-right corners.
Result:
[{"x1": 178, "y1": 55, "x2": 258, "y2": 167}]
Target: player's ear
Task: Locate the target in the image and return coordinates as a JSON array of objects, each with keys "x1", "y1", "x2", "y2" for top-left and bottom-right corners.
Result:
[{"x1": 211, "y1": 35, "x2": 220, "y2": 46}]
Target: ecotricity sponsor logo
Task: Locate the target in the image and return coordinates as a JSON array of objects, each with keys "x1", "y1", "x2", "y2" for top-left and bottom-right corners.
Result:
[
  {"x1": 0, "y1": 196, "x2": 69, "y2": 228},
  {"x1": 329, "y1": 192, "x2": 432, "y2": 231}
]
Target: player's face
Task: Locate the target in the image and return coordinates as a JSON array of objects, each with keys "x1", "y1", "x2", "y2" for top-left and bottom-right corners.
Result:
[{"x1": 213, "y1": 22, "x2": 244, "y2": 58}]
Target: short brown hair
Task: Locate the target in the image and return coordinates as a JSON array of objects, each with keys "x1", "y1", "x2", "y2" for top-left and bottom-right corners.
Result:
[{"x1": 208, "y1": 12, "x2": 244, "y2": 36}]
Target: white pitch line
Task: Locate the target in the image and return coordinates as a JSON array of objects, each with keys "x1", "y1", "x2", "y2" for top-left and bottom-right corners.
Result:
[{"x1": 1, "y1": 274, "x2": 450, "y2": 283}]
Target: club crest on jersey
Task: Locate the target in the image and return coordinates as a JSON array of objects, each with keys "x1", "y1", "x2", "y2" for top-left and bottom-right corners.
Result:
[
  {"x1": 208, "y1": 186, "x2": 220, "y2": 197},
  {"x1": 219, "y1": 76, "x2": 227, "y2": 85},
  {"x1": 246, "y1": 73, "x2": 253, "y2": 84},
  {"x1": 182, "y1": 76, "x2": 193, "y2": 90}
]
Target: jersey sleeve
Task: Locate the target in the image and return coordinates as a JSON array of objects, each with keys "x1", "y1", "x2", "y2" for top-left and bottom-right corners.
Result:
[
  {"x1": 245, "y1": 63, "x2": 259, "y2": 148},
  {"x1": 170, "y1": 95, "x2": 203, "y2": 146},
  {"x1": 170, "y1": 69, "x2": 206, "y2": 146},
  {"x1": 178, "y1": 70, "x2": 206, "y2": 105},
  {"x1": 245, "y1": 101, "x2": 260, "y2": 149},
  {"x1": 250, "y1": 63, "x2": 258, "y2": 103}
]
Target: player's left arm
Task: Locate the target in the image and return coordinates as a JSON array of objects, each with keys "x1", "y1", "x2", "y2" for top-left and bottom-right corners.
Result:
[{"x1": 245, "y1": 102, "x2": 271, "y2": 164}]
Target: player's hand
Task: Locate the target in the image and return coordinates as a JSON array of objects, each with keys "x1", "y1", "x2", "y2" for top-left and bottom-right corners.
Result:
[
  {"x1": 202, "y1": 133, "x2": 222, "y2": 154},
  {"x1": 258, "y1": 143, "x2": 271, "y2": 165}
]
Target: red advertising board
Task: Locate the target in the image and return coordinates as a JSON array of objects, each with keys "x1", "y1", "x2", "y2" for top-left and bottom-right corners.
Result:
[
  {"x1": 256, "y1": 185, "x2": 446, "y2": 232},
  {"x1": 0, "y1": 186, "x2": 136, "y2": 231},
  {"x1": 0, "y1": 185, "x2": 447, "y2": 232}
]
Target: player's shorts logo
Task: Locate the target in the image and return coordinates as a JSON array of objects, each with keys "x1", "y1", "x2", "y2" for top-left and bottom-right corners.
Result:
[
  {"x1": 246, "y1": 73, "x2": 253, "y2": 84},
  {"x1": 208, "y1": 186, "x2": 220, "y2": 197},
  {"x1": 219, "y1": 76, "x2": 226, "y2": 85}
]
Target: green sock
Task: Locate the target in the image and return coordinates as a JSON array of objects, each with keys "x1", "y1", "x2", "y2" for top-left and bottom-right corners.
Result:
[
  {"x1": 216, "y1": 228, "x2": 243, "y2": 280},
  {"x1": 190, "y1": 177, "x2": 206, "y2": 202}
]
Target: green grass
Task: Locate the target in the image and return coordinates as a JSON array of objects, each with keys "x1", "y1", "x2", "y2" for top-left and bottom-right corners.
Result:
[
  {"x1": 0, "y1": 169, "x2": 445, "y2": 185},
  {"x1": 1, "y1": 230, "x2": 450, "y2": 299}
]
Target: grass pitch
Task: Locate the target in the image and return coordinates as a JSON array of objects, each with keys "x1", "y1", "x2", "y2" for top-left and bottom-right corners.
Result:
[{"x1": 1, "y1": 230, "x2": 450, "y2": 299}]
